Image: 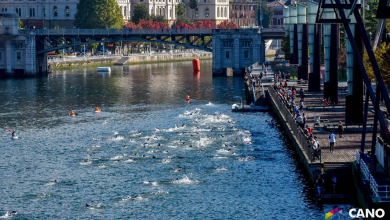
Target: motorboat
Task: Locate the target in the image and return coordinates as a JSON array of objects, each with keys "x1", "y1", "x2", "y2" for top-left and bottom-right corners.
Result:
[{"x1": 232, "y1": 96, "x2": 243, "y2": 112}]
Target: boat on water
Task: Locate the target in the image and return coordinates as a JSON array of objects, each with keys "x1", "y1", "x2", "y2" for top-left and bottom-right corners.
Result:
[
  {"x1": 97, "y1": 67, "x2": 111, "y2": 72},
  {"x1": 232, "y1": 96, "x2": 243, "y2": 112}
]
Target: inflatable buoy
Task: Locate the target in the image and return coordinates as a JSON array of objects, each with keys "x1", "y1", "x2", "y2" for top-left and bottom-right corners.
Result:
[{"x1": 192, "y1": 59, "x2": 200, "y2": 71}]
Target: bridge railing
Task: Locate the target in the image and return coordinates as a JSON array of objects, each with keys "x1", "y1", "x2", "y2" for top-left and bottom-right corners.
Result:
[
  {"x1": 33, "y1": 28, "x2": 213, "y2": 36},
  {"x1": 261, "y1": 28, "x2": 285, "y2": 33}
]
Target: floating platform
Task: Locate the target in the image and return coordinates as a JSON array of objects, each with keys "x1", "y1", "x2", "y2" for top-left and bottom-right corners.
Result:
[
  {"x1": 233, "y1": 105, "x2": 269, "y2": 112},
  {"x1": 97, "y1": 67, "x2": 111, "y2": 72}
]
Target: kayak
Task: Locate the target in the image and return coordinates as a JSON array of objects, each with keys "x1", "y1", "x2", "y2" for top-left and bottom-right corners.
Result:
[
  {"x1": 95, "y1": 109, "x2": 101, "y2": 113},
  {"x1": 69, "y1": 114, "x2": 76, "y2": 117},
  {"x1": 11, "y1": 136, "x2": 18, "y2": 139},
  {"x1": 186, "y1": 99, "x2": 190, "y2": 102}
]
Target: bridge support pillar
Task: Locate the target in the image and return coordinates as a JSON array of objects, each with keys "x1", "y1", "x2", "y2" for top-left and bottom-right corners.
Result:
[
  {"x1": 308, "y1": 24, "x2": 321, "y2": 92},
  {"x1": 324, "y1": 23, "x2": 339, "y2": 104},
  {"x1": 260, "y1": 40, "x2": 265, "y2": 64},
  {"x1": 298, "y1": 24, "x2": 308, "y2": 80},
  {"x1": 346, "y1": 25, "x2": 364, "y2": 124}
]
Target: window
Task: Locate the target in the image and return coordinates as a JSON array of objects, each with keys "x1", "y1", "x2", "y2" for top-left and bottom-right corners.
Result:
[
  {"x1": 205, "y1": 8, "x2": 209, "y2": 17},
  {"x1": 217, "y1": 7, "x2": 220, "y2": 17},
  {"x1": 29, "y1": 8, "x2": 35, "y2": 17},
  {"x1": 226, "y1": 51, "x2": 229, "y2": 58},
  {"x1": 224, "y1": 7, "x2": 227, "y2": 17},
  {"x1": 204, "y1": 0, "x2": 206, "y2": 2},
  {"x1": 0, "y1": 52, "x2": 2, "y2": 61},
  {"x1": 2, "y1": 8, "x2": 7, "y2": 12},
  {"x1": 277, "y1": 18, "x2": 280, "y2": 25},
  {"x1": 54, "y1": 6, "x2": 58, "y2": 17},
  {"x1": 43, "y1": 7, "x2": 45, "y2": 17},
  {"x1": 65, "y1": 6, "x2": 69, "y2": 17},
  {"x1": 277, "y1": 12, "x2": 280, "y2": 15},
  {"x1": 244, "y1": 50, "x2": 248, "y2": 58},
  {"x1": 195, "y1": 8, "x2": 198, "y2": 18},
  {"x1": 16, "y1": 8, "x2": 21, "y2": 17},
  {"x1": 124, "y1": 6, "x2": 126, "y2": 16},
  {"x1": 17, "y1": 52, "x2": 21, "y2": 60},
  {"x1": 223, "y1": 41, "x2": 232, "y2": 47}
]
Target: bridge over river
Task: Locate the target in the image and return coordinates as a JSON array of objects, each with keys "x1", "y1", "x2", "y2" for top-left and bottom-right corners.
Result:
[{"x1": 0, "y1": 12, "x2": 284, "y2": 77}]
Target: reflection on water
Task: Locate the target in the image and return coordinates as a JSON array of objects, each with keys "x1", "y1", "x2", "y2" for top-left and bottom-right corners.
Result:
[{"x1": 0, "y1": 61, "x2": 355, "y2": 219}]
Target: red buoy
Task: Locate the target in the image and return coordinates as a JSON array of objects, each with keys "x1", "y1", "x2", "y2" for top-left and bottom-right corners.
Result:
[{"x1": 192, "y1": 59, "x2": 200, "y2": 71}]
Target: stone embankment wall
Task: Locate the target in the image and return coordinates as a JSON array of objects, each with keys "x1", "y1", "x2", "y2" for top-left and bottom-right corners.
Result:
[
  {"x1": 50, "y1": 57, "x2": 119, "y2": 68},
  {"x1": 50, "y1": 53, "x2": 212, "y2": 68}
]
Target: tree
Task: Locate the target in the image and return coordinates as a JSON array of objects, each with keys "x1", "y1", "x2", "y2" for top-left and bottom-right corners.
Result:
[
  {"x1": 189, "y1": 0, "x2": 197, "y2": 19},
  {"x1": 124, "y1": 22, "x2": 137, "y2": 29},
  {"x1": 132, "y1": 3, "x2": 149, "y2": 24},
  {"x1": 176, "y1": 2, "x2": 186, "y2": 17},
  {"x1": 150, "y1": 15, "x2": 167, "y2": 23},
  {"x1": 19, "y1": 18, "x2": 23, "y2": 29},
  {"x1": 74, "y1": 0, "x2": 123, "y2": 29},
  {"x1": 217, "y1": 20, "x2": 240, "y2": 29},
  {"x1": 261, "y1": 4, "x2": 273, "y2": 28},
  {"x1": 365, "y1": 0, "x2": 380, "y2": 35},
  {"x1": 174, "y1": 16, "x2": 194, "y2": 26},
  {"x1": 363, "y1": 42, "x2": 390, "y2": 86},
  {"x1": 281, "y1": 35, "x2": 290, "y2": 59}
]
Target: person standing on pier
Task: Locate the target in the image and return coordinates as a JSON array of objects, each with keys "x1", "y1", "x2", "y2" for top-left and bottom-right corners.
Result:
[
  {"x1": 337, "y1": 121, "x2": 344, "y2": 138},
  {"x1": 329, "y1": 131, "x2": 337, "y2": 153},
  {"x1": 299, "y1": 88, "x2": 305, "y2": 101}
]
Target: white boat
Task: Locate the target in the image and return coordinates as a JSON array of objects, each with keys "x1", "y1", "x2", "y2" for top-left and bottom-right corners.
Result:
[
  {"x1": 232, "y1": 96, "x2": 243, "y2": 112},
  {"x1": 97, "y1": 67, "x2": 111, "y2": 72}
]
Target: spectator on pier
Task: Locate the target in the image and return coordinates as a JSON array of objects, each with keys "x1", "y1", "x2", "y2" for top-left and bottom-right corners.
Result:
[
  {"x1": 299, "y1": 88, "x2": 305, "y2": 101},
  {"x1": 299, "y1": 100, "x2": 304, "y2": 111},
  {"x1": 287, "y1": 72, "x2": 290, "y2": 79},
  {"x1": 332, "y1": 175, "x2": 337, "y2": 195},
  {"x1": 329, "y1": 131, "x2": 337, "y2": 153},
  {"x1": 287, "y1": 88, "x2": 291, "y2": 96},
  {"x1": 281, "y1": 72, "x2": 285, "y2": 79},
  {"x1": 306, "y1": 125, "x2": 312, "y2": 134},
  {"x1": 337, "y1": 121, "x2": 344, "y2": 138},
  {"x1": 302, "y1": 113, "x2": 307, "y2": 126},
  {"x1": 297, "y1": 114, "x2": 304, "y2": 128},
  {"x1": 284, "y1": 81, "x2": 288, "y2": 88},
  {"x1": 322, "y1": 99, "x2": 330, "y2": 105}
]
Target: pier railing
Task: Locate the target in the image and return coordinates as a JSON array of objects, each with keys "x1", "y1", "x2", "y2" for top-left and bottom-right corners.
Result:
[{"x1": 269, "y1": 87, "x2": 319, "y2": 163}]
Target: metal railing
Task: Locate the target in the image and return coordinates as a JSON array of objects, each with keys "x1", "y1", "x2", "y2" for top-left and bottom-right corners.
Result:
[
  {"x1": 269, "y1": 86, "x2": 319, "y2": 163},
  {"x1": 356, "y1": 150, "x2": 380, "y2": 200},
  {"x1": 261, "y1": 28, "x2": 285, "y2": 33},
  {"x1": 32, "y1": 28, "x2": 214, "y2": 36}
]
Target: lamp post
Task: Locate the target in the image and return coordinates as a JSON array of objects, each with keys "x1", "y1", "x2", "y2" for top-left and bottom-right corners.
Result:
[
  {"x1": 27, "y1": 16, "x2": 29, "y2": 29},
  {"x1": 369, "y1": 32, "x2": 372, "y2": 46}
]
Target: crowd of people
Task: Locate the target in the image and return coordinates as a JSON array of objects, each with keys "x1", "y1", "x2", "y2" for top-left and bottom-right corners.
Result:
[{"x1": 273, "y1": 84, "x2": 321, "y2": 161}]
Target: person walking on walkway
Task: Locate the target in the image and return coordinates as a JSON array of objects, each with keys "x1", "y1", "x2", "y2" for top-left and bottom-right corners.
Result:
[
  {"x1": 329, "y1": 131, "x2": 336, "y2": 152},
  {"x1": 337, "y1": 121, "x2": 344, "y2": 138}
]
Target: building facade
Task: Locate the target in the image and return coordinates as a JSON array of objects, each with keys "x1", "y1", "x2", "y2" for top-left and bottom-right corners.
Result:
[
  {"x1": 267, "y1": 0, "x2": 287, "y2": 28},
  {"x1": 0, "y1": 0, "x2": 229, "y2": 29},
  {"x1": 0, "y1": 12, "x2": 45, "y2": 77},
  {"x1": 229, "y1": 0, "x2": 257, "y2": 27}
]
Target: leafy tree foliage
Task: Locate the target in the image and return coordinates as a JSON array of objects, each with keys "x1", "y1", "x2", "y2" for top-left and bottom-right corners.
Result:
[
  {"x1": 281, "y1": 35, "x2": 290, "y2": 59},
  {"x1": 74, "y1": 0, "x2": 123, "y2": 28},
  {"x1": 189, "y1": 0, "x2": 197, "y2": 19},
  {"x1": 176, "y1": 2, "x2": 186, "y2": 17},
  {"x1": 364, "y1": 42, "x2": 390, "y2": 86},
  {"x1": 132, "y1": 3, "x2": 150, "y2": 24},
  {"x1": 262, "y1": 4, "x2": 274, "y2": 28}
]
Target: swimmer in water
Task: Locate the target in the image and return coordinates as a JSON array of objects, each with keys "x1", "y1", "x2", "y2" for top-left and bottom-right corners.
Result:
[{"x1": 86, "y1": 203, "x2": 90, "y2": 207}]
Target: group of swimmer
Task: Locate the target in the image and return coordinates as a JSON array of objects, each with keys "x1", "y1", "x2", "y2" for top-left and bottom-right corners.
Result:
[{"x1": 68, "y1": 106, "x2": 101, "y2": 117}]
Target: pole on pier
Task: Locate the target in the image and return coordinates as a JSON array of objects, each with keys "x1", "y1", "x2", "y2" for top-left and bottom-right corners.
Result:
[
  {"x1": 371, "y1": 83, "x2": 380, "y2": 174},
  {"x1": 361, "y1": 88, "x2": 369, "y2": 152}
]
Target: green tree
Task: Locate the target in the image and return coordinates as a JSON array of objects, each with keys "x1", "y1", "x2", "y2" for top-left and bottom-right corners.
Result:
[
  {"x1": 189, "y1": 0, "x2": 197, "y2": 19},
  {"x1": 365, "y1": 0, "x2": 379, "y2": 35},
  {"x1": 176, "y1": 2, "x2": 186, "y2": 17},
  {"x1": 261, "y1": 4, "x2": 274, "y2": 28},
  {"x1": 175, "y1": 16, "x2": 194, "y2": 25},
  {"x1": 150, "y1": 15, "x2": 167, "y2": 23},
  {"x1": 19, "y1": 18, "x2": 23, "y2": 29},
  {"x1": 281, "y1": 35, "x2": 290, "y2": 59},
  {"x1": 132, "y1": 3, "x2": 150, "y2": 24},
  {"x1": 74, "y1": 0, "x2": 123, "y2": 28},
  {"x1": 364, "y1": 42, "x2": 390, "y2": 86}
]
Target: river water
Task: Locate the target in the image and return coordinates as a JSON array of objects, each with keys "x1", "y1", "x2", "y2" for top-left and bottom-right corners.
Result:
[{"x1": 0, "y1": 60, "x2": 355, "y2": 219}]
